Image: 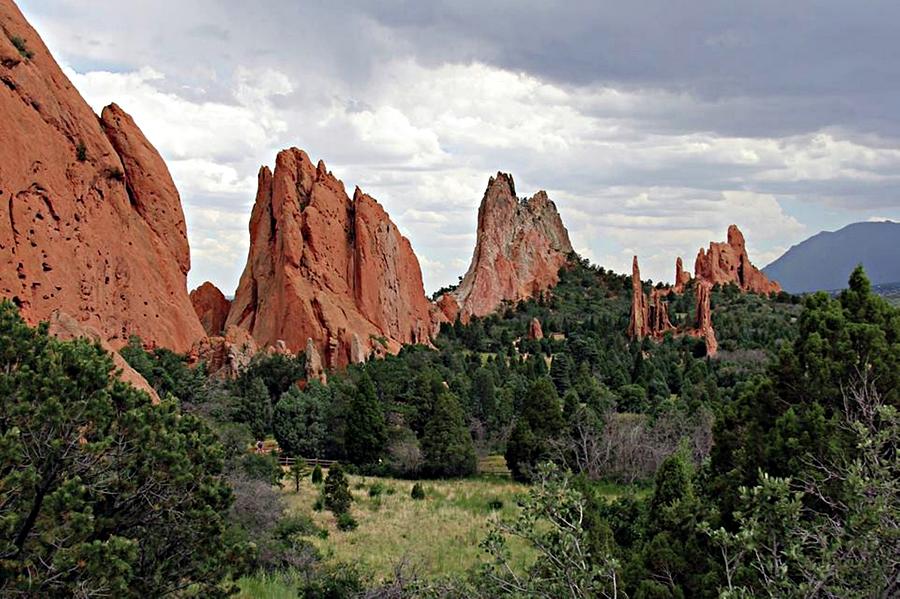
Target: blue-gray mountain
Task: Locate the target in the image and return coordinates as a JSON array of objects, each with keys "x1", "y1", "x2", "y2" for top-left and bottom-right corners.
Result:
[{"x1": 763, "y1": 221, "x2": 900, "y2": 293}]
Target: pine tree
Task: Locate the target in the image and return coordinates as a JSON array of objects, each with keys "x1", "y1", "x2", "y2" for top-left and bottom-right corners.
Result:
[
  {"x1": 233, "y1": 376, "x2": 273, "y2": 439},
  {"x1": 311, "y1": 464, "x2": 324, "y2": 484},
  {"x1": 343, "y1": 371, "x2": 387, "y2": 465},
  {"x1": 0, "y1": 300, "x2": 234, "y2": 596},
  {"x1": 505, "y1": 377, "x2": 564, "y2": 481},
  {"x1": 421, "y1": 392, "x2": 477, "y2": 477},
  {"x1": 323, "y1": 464, "x2": 352, "y2": 515},
  {"x1": 288, "y1": 460, "x2": 308, "y2": 493},
  {"x1": 273, "y1": 384, "x2": 327, "y2": 458}
]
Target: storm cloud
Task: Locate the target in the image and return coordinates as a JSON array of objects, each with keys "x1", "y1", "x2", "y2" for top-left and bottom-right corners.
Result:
[{"x1": 19, "y1": 0, "x2": 900, "y2": 291}]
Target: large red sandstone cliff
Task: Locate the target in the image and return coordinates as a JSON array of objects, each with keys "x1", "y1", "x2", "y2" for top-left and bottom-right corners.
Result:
[
  {"x1": 437, "y1": 173, "x2": 573, "y2": 323},
  {"x1": 0, "y1": 0, "x2": 204, "y2": 352},
  {"x1": 225, "y1": 148, "x2": 437, "y2": 367}
]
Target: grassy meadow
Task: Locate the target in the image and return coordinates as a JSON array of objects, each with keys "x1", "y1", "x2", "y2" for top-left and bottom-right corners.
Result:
[{"x1": 236, "y1": 461, "x2": 639, "y2": 598}]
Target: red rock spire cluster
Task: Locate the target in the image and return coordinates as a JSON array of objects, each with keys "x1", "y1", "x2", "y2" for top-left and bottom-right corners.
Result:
[
  {"x1": 436, "y1": 173, "x2": 573, "y2": 323},
  {"x1": 628, "y1": 225, "x2": 779, "y2": 356},
  {"x1": 628, "y1": 257, "x2": 682, "y2": 341},
  {"x1": 671, "y1": 225, "x2": 779, "y2": 296}
]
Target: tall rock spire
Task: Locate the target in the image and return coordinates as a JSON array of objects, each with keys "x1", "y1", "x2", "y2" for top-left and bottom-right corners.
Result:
[
  {"x1": 628, "y1": 256, "x2": 648, "y2": 339},
  {"x1": 437, "y1": 172, "x2": 573, "y2": 322}
]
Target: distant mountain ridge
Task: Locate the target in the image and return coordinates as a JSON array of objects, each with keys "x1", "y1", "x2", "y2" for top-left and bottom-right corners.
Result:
[{"x1": 763, "y1": 221, "x2": 900, "y2": 293}]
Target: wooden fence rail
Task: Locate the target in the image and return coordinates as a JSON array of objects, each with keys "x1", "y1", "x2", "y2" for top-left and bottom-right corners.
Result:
[{"x1": 277, "y1": 456, "x2": 337, "y2": 468}]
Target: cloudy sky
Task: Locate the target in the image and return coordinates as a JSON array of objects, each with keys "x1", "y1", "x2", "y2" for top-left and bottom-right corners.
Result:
[{"x1": 18, "y1": 0, "x2": 900, "y2": 293}]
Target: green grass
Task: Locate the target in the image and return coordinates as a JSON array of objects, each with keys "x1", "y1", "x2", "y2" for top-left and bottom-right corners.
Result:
[
  {"x1": 291, "y1": 471, "x2": 528, "y2": 579},
  {"x1": 236, "y1": 463, "x2": 637, "y2": 597},
  {"x1": 236, "y1": 572, "x2": 302, "y2": 599}
]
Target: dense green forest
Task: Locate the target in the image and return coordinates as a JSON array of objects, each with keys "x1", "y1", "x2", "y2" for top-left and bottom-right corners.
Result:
[{"x1": 1, "y1": 262, "x2": 896, "y2": 597}]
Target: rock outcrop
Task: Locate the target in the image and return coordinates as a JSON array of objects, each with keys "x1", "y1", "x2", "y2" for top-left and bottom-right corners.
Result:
[
  {"x1": 690, "y1": 281, "x2": 718, "y2": 356},
  {"x1": 437, "y1": 173, "x2": 573, "y2": 323},
  {"x1": 627, "y1": 257, "x2": 648, "y2": 339},
  {"x1": 190, "y1": 325, "x2": 258, "y2": 379},
  {"x1": 628, "y1": 256, "x2": 715, "y2": 355},
  {"x1": 305, "y1": 337, "x2": 326, "y2": 384},
  {"x1": 693, "y1": 225, "x2": 780, "y2": 295},
  {"x1": 628, "y1": 257, "x2": 675, "y2": 341},
  {"x1": 0, "y1": 1, "x2": 204, "y2": 352},
  {"x1": 226, "y1": 148, "x2": 438, "y2": 366},
  {"x1": 673, "y1": 257, "x2": 691, "y2": 293},
  {"x1": 628, "y1": 225, "x2": 780, "y2": 356},
  {"x1": 191, "y1": 281, "x2": 231, "y2": 336},
  {"x1": 47, "y1": 310, "x2": 160, "y2": 403},
  {"x1": 528, "y1": 317, "x2": 544, "y2": 340},
  {"x1": 648, "y1": 288, "x2": 675, "y2": 336}
]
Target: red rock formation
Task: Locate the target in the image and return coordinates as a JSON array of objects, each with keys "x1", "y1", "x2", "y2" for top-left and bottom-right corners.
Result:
[
  {"x1": 191, "y1": 324, "x2": 258, "y2": 379},
  {"x1": 528, "y1": 317, "x2": 544, "y2": 340},
  {"x1": 305, "y1": 337, "x2": 326, "y2": 384},
  {"x1": 629, "y1": 256, "x2": 675, "y2": 341},
  {"x1": 630, "y1": 225, "x2": 773, "y2": 355},
  {"x1": 627, "y1": 256, "x2": 649, "y2": 339},
  {"x1": 191, "y1": 281, "x2": 231, "y2": 336},
  {"x1": 691, "y1": 281, "x2": 718, "y2": 356},
  {"x1": 694, "y1": 225, "x2": 781, "y2": 295},
  {"x1": 47, "y1": 310, "x2": 160, "y2": 403},
  {"x1": 437, "y1": 173, "x2": 573, "y2": 322},
  {"x1": 435, "y1": 292, "x2": 460, "y2": 323},
  {"x1": 673, "y1": 257, "x2": 691, "y2": 293},
  {"x1": 629, "y1": 255, "x2": 716, "y2": 355},
  {"x1": 648, "y1": 288, "x2": 675, "y2": 336},
  {"x1": 0, "y1": 1, "x2": 204, "y2": 352},
  {"x1": 225, "y1": 148, "x2": 438, "y2": 366},
  {"x1": 349, "y1": 332, "x2": 369, "y2": 364}
]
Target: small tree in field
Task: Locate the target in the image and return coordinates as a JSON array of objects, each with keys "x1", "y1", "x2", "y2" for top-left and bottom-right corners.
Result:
[
  {"x1": 323, "y1": 464, "x2": 352, "y2": 515},
  {"x1": 311, "y1": 464, "x2": 324, "y2": 484},
  {"x1": 287, "y1": 460, "x2": 308, "y2": 493},
  {"x1": 411, "y1": 483, "x2": 426, "y2": 500}
]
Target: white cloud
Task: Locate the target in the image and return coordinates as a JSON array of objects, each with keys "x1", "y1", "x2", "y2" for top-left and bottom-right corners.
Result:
[{"x1": 57, "y1": 55, "x2": 900, "y2": 294}]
